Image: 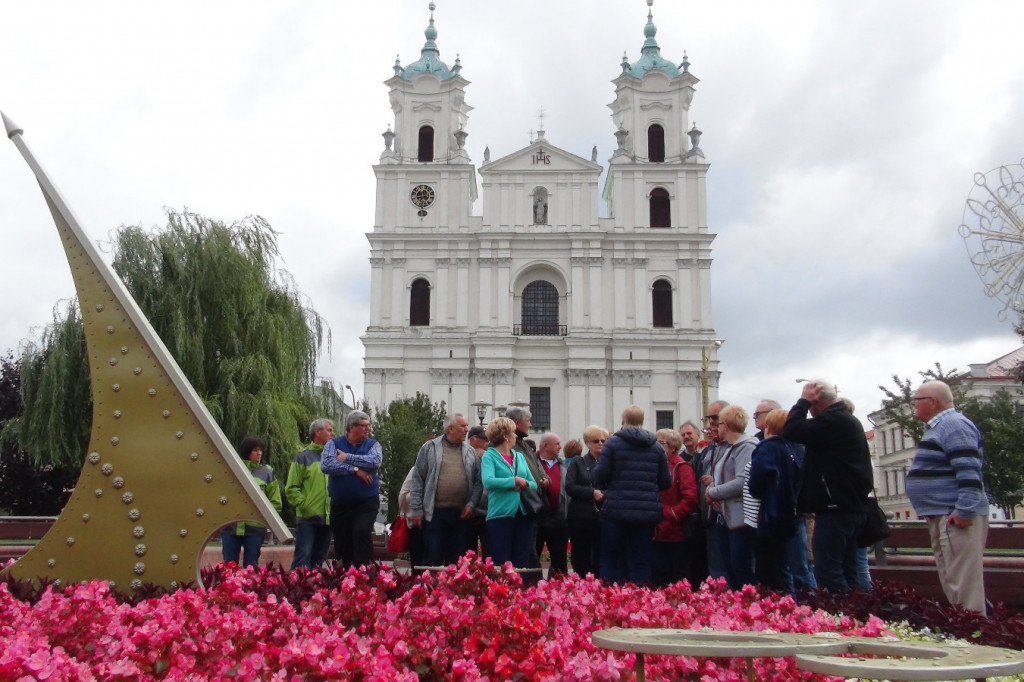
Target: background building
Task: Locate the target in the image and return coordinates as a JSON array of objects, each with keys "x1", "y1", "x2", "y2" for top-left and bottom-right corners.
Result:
[{"x1": 362, "y1": 4, "x2": 720, "y2": 436}]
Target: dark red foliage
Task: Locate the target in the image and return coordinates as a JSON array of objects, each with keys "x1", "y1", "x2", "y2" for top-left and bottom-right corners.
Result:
[{"x1": 800, "y1": 579, "x2": 1024, "y2": 650}]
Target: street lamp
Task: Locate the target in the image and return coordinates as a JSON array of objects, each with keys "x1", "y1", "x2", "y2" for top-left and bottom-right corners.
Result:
[
  {"x1": 700, "y1": 340, "x2": 724, "y2": 418},
  {"x1": 344, "y1": 384, "x2": 357, "y2": 411},
  {"x1": 471, "y1": 401, "x2": 491, "y2": 426}
]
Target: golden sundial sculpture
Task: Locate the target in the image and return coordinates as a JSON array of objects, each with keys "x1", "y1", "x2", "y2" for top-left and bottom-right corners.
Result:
[{"x1": 1, "y1": 111, "x2": 291, "y2": 593}]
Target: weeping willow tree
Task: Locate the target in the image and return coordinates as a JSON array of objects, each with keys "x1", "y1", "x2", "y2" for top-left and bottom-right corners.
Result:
[{"x1": 16, "y1": 209, "x2": 331, "y2": 488}]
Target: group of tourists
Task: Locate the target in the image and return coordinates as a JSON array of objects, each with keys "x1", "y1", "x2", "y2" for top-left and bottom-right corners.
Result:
[{"x1": 224, "y1": 377, "x2": 991, "y2": 614}]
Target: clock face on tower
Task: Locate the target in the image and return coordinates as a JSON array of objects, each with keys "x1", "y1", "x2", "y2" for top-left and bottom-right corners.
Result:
[{"x1": 410, "y1": 184, "x2": 435, "y2": 209}]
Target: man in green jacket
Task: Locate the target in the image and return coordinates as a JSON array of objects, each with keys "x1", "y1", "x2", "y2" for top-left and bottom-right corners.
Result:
[{"x1": 286, "y1": 418, "x2": 334, "y2": 569}]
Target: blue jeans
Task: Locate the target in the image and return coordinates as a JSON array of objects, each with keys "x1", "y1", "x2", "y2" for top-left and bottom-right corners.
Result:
[
  {"x1": 855, "y1": 546, "x2": 872, "y2": 590},
  {"x1": 712, "y1": 522, "x2": 754, "y2": 590},
  {"x1": 812, "y1": 512, "x2": 865, "y2": 592},
  {"x1": 706, "y1": 513, "x2": 726, "y2": 581},
  {"x1": 599, "y1": 518, "x2": 656, "y2": 584},
  {"x1": 221, "y1": 529, "x2": 264, "y2": 568},
  {"x1": 784, "y1": 515, "x2": 817, "y2": 594},
  {"x1": 423, "y1": 507, "x2": 468, "y2": 566},
  {"x1": 487, "y1": 513, "x2": 534, "y2": 568},
  {"x1": 290, "y1": 522, "x2": 333, "y2": 570}
]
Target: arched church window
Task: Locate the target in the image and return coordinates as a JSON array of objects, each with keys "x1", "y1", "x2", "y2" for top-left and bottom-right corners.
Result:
[
  {"x1": 521, "y1": 280, "x2": 559, "y2": 335},
  {"x1": 532, "y1": 187, "x2": 549, "y2": 225},
  {"x1": 650, "y1": 187, "x2": 671, "y2": 228},
  {"x1": 418, "y1": 126, "x2": 434, "y2": 162},
  {"x1": 410, "y1": 278, "x2": 430, "y2": 326},
  {"x1": 648, "y1": 124, "x2": 665, "y2": 163},
  {"x1": 652, "y1": 279, "x2": 673, "y2": 328}
]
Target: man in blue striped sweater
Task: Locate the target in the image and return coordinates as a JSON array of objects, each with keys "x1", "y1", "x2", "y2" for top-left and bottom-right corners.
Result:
[{"x1": 907, "y1": 380, "x2": 989, "y2": 613}]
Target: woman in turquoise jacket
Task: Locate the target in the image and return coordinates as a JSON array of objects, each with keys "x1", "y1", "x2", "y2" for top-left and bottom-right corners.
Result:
[{"x1": 480, "y1": 417, "x2": 538, "y2": 568}]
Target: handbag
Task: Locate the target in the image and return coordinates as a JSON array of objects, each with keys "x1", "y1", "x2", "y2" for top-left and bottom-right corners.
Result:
[
  {"x1": 387, "y1": 515, "x2": 410, "y2": 553},
  {"x1": 857, "y1": 496, "x2": 891, "y2": 548},
  {"x1": 515, "y1": 455, "x2": 545, "y2": 516}
]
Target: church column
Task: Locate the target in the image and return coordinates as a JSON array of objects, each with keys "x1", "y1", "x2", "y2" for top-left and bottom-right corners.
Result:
[
  {"x1": 456, "y1": 257, "x2": 470, "y2": 327},
  {"x1": 478, "y1": 256, "x2": 493, "y2": 327},
  {"x1": 589, "y1": 252, "x2": 604, "y2": 329},
  {"x1": 570, "y1": 255, "x2": 586, "y2": 328},
  {"x1": 369, "y1": 257, "x2": 385, "y2": 326},
  {"x1": 613, "y1": 256, "x2": 628, "y2": 328},
  {"x1": 633, "y1": 256, "x2": 649, "y2": 328},
  {"x1": 496, "y1": 256, "x2": 512, "y2": 328},
  {"x1": 435, "y1": 257, "x2": 450, "y2": 325},
  {"x1": 390, "y1": 257, "x2": 407, "y2": 327}
]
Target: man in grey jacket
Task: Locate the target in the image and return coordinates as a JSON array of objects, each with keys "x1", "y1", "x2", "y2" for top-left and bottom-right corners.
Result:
[{"x1": 408, "y1": 413, "x2": 482, "y2": 566}]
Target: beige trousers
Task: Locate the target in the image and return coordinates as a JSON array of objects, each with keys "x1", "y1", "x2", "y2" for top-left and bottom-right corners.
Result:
[{"x1": 926, "y1": 514, "x2": 988, "y2": 613}]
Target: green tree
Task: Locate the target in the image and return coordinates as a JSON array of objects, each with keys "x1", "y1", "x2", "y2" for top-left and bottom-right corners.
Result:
[
  {"x1": 0, "y1": 351, "x2": 77, "y2": 514},
  {"x1": 877, "y1": 363, "x2": 969, "y2": 445},
  {"x1": 371, "y1": 393, "x2": 446, "y2": 523},
  {"x1": 14, "y1": 210, "x2": 331, "y2": 490},
  {"x1": 961, "y1": 391, "x2": 1024, "y2": 518}
]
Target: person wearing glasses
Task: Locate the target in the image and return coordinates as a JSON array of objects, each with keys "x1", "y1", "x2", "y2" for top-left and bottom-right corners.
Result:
[
  {"x1": 697, "y1": 400, "x2": 729, "y2": 584},
  {"x1": 321, "y1": 410, "x2": 382, "y2": 568},
  {"x1": 565, "y1": 425, "x2": 608, "y2": 577},
  {"x1": 907, "y1": 380, "x2": 989, "y2": 613},
  {"x1": 703, "y1": 405, "x2": 758, "y2": 590},
  {"x1": 751, "y1": 400, "x2": 781, "y2": 441},
  {"x1": 783, "y1": 380, "x2": 873, "y2": 592}
]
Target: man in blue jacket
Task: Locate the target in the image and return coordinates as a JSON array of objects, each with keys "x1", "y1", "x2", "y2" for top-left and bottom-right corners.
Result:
[
  {"x1": 594, "y1": 405, "x2": 671, "y2": 584},
  {"x1": 321, "y1": 410, "x2": 381, "y2": 568}
]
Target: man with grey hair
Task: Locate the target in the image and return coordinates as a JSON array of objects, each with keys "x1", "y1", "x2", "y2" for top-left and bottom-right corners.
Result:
[
  {"x1": 322, "y1": 410, "x2": 381, "y2": 567},
  {"x1": 697, "y1": 399, "x2": 729, "y2": 584},
  {"x1": 784, "y1": 380, "x2": 873, "y2": 592},
  {"x1": 752, "y1": 399, "x2": 782, "y2": 440},
  {"x1": 409, "y1": 413, "x2": 482, "y2": 566},
  {"x1": 506, "y1": 405, "x2": 551, "y2": 491},
  {"x1": 286, "y1": 418, "x2": 334, "y2": 569},
  {"x1": 908, "y1": 380, "x2": 989, "y2": 612},
  {"x1": 534, "y1": 432, "x2": 569, "y2": 575}
]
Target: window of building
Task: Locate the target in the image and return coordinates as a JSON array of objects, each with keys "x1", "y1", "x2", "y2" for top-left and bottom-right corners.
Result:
[
  {"x1": 521, "y1": 280, "x2": 559, "y2": 335},
  {"x1": 417, "y1": 125, "x2": 434, "y2": 162},
  {"x1": 530, "y1": 387, "x2": 551, "y2": 431},
  {"x1": 652, "y1": 279, "x2": 673, "y2": 328},
  {"x1": 410, "y1": 278, "x2": 430, "y2": 326},
  {"x1": 656, "y1": 410, "x2": 674, "y2": 430},
  {"x1": 650, "y1": 187, "x2": 670, "y2": 227},
  {"x1": 648, "y1": 124, "x2": 665, "y2": 163}
]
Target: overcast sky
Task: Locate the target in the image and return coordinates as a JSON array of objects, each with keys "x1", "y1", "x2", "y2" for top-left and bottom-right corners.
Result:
[{"x1": 2, "y1": 0, "x2": 1022, "y2": 430}]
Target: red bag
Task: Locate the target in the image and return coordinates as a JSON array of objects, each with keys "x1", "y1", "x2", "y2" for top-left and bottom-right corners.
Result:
[{"x1": 387, "y1": 516, "x2": 410, "y2": 553}]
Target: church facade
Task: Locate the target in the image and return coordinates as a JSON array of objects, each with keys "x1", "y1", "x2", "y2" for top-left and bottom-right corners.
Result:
[{"x1": 362, "y1": 3, "x2": 721, "y2": 437}]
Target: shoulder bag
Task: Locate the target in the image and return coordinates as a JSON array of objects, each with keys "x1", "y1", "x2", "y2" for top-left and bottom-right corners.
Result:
[{"x1": 515, "y1": 454, "x2": 545, "y2": 517}]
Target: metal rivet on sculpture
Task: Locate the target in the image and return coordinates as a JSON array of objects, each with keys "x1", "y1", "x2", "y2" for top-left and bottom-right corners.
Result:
[{"x1": 0, "y1": 110, "x2": 291, "y2": 592}]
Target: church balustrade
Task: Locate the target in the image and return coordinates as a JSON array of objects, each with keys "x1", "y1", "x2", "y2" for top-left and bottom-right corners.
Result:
[{"x1": 512, "y1": 323, "x2": 567, "y2": 337}]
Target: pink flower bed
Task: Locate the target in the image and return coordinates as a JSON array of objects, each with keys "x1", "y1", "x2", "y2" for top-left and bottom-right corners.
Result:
[{"x1": 1, "y1": 555, "x2": 886, "y2": 680}]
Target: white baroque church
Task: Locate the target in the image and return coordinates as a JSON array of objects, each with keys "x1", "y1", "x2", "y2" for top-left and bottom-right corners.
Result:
[{"x1": 362, "y1": 1, "x2": 721, "y2": 437}]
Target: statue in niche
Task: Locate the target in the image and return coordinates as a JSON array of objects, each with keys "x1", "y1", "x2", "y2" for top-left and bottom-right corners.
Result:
[{"x1": 533, "y1": 188, "x2": 549, "y2": 225}]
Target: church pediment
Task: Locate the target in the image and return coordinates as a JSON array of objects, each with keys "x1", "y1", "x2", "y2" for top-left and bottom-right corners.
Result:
[{"x1": 480, "y1": 140, "x2": 602, "y2": 175}]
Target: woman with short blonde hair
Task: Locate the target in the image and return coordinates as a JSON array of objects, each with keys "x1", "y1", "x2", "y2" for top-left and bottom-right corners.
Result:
[
  {"x1": 480, "y1": 417, "x2": 538, "y2": 568},
  {"x1": 703, "y1": 405, "x2": 757, "y2": 590},
  {"x1": 565, "y1": 425, "x2": 609, "y2": 577}
]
